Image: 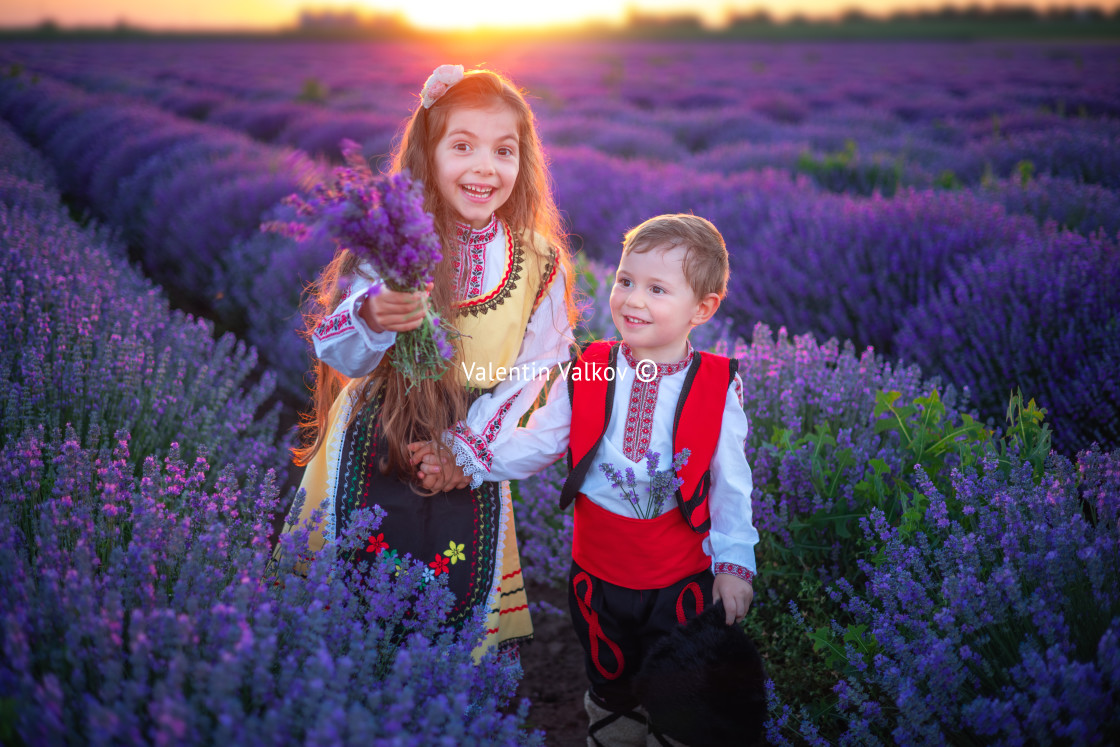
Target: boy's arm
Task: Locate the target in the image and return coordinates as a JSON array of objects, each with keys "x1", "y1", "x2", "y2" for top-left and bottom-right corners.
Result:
[{"x1": 706, "y1": 372, "x2": 759, "y2": 622}]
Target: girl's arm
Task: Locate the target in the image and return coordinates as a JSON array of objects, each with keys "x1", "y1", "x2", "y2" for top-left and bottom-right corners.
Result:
[
  {"x1": 443, "y1": 264, "x2": 575, "y2": 487},
  {"x1": 705, "y1": 372, "x2": 759, "y2": 617},
  {"x1": 312, "y1": 262, "x2": 427, "y2": 378}
]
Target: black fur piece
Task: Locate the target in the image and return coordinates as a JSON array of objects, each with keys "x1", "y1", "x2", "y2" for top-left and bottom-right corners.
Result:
[{"x1": 634, "y1": 601, "x2": 767, "y2": 746}]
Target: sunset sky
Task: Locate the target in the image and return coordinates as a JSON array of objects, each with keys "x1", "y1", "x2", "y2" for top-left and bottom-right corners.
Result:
[{"x1": 2, "y1": 0, "x2": 1117, "y2": 31}]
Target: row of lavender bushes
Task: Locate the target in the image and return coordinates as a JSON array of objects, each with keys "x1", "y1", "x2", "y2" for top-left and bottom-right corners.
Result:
[
  {"x1": 0, "y1": 122, "x2": 536, "y2": 745},
  {"x1": 548, "y1": 147, "x2": 1120, "y2": 455},
  {"x1": 514, "y1": 306, "x2": 1120, "y2": 744},
  {"x1": 2, "y1": 66, "x2": 1117, "y2": 454},
  {"x1": 5, "y1": 42, "x2": 1119, "y2": 201},
  {"x1": 0, "y1": 72, "x2": 329, "y2": 398},
  {"x1": 2, "y1": 50, "x2": 1117, "y2": 743}
]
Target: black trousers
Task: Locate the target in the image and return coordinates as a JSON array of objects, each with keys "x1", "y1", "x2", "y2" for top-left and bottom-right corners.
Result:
[{"x1": 568, "y1": 559, "x2": 715, "y2": 712}]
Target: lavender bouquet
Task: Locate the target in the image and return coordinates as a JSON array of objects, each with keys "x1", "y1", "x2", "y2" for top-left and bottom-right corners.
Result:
[
  {"x1": 266, "y1": 139, "x2": 456, "y2": 386},
  {"x1": 600, "y1": 449, "x2": 691, "y2": 520}
]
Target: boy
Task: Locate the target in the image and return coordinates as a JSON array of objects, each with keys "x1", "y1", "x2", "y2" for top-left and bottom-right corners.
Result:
[{"x1": 418, "y1": 214, "x2": 758, "y2": 746}]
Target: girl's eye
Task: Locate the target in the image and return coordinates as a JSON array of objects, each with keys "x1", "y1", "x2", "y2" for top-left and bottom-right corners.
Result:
[
  {"x1": 452, "y1": 142, "x2": 471, "y2": 152},
  {"x1": 497, "y1": 147, "x2": 515, "y2": 157}
]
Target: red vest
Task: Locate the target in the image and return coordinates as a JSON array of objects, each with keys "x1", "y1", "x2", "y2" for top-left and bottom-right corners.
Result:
[{"x1": 558, "y1": 340, "x2": 738, "y2": 534}]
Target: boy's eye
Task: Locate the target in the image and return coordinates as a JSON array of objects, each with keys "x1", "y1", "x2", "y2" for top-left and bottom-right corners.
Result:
[
  {"x1": 650, "y1": 286, "x2": 665, "y2": 294},
  {"x1": 617, "y1": 278, "x2": 631, "y2": 287}
]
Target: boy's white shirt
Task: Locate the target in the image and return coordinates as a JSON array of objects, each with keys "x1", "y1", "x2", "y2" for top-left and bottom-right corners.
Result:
[
  {"x1": 312, "y1": 222, "x2": 574, "y2": 482},
  {"x1": 479, "y1": 350, "x2": 759, "y2": 576}
]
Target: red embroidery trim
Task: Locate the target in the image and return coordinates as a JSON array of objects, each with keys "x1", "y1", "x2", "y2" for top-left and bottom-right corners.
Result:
[
  {"x1": 455, "y1": 215, "x2": 498, "y2": 246},
  {"x1": 453, "y1": 424, "x2": 493, "y2": 470},
  {"x1": 481, "y1": 393, "x2": 518, "y2": 445},
  {"x1": 454, "y1": 216, "x2": 497, "y2": 301},
  {"x1": 458, "y1": 224, "x2": 514, "y2": 309},
  {"x1": 618, "y1": 343, "x2": 693, "y2": 462},
  {"x1": 313, "y1": 311, "x2": 354, "y2": 341},
  {"x1": 619, "y1": 343, "x2": 693, "y2": 377},
  {"x1": 714, "y1": 562, "x2": 755, "y2": 584},
  {"x1": 465, "y1": 241, "x2": 485, "y2": 298},
  {"x1": 572, "y1": 572, "x2": 624, "y2": 680},
  {"x1": 622, "y1": 378, "x2": 659, "y2": 462}
]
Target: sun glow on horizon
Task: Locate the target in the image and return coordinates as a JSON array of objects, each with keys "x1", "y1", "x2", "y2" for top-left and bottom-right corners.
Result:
[
  {"x1": 362, "y1": 0, "x2": 625, "y2": 31},
  {"x1": 1, "y1": 0, "x2": 1118, "y2": 32}
]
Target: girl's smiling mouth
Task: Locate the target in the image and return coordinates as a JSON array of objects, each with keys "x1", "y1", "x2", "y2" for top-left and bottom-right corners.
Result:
[{"x1": 461, "y1": 184, "x2": 495, "y2": 201}]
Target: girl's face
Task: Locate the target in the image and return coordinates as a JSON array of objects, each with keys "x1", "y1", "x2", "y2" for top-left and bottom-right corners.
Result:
[{"x1": 433, "y1": 104, "x2": 520, "y2": 230}]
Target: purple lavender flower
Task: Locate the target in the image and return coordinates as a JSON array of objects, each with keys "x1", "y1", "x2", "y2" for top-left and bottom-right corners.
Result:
[
  {"x1": 598, "y1": 449, "x2": 688, "y2": 520},
  {"x1": 266, "y1": 140, "x2": 456, "y2": 386}
]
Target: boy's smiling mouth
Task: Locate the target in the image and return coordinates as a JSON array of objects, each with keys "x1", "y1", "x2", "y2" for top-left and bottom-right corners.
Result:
[{"x1": 623, "y1": 315, "x2": 650, "y2": 325}]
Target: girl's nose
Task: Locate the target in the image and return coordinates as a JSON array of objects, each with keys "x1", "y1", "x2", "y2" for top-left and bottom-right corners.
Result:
[{"x1": 473, "y1": 153, "x2": 495, "y2": 175}]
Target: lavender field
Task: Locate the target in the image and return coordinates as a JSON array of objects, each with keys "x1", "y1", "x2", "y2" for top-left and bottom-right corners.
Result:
[{"x1": 1, "y1": 39, "x2": 1119, "y2": 745}]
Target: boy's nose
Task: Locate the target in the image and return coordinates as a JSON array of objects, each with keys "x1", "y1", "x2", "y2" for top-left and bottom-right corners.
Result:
[{"x1": 624, "y1": 291, "x2": 646, "y2": 308}]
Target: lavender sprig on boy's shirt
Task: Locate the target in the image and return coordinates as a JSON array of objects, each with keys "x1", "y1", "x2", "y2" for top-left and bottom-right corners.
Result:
[
  {"x1": 599, "y1": 449, "x2": 690, "y2": 520},
  {"x1": 265, "y1": 139, "x2": 457, "y2": 385}
]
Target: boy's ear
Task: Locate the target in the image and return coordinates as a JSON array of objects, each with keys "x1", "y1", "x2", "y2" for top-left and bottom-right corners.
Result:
[{"x1": 691, "y1": 293, "x2": 721, "y2": 325}]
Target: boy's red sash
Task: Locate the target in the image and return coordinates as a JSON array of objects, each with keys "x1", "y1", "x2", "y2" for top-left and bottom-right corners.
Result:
[{"x1": 572, "y1": 493, "x2": 710, "y2": 589}]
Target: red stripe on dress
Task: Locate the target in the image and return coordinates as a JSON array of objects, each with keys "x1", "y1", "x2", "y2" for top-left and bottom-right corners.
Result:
[{"x1": 459, "y1": 225, "x2": 514, "y2": 309}]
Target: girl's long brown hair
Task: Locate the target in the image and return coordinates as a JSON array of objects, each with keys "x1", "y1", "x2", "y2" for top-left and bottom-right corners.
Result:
[{"x1": 294, "y1": 69, "x2": 575, "y2": 486}]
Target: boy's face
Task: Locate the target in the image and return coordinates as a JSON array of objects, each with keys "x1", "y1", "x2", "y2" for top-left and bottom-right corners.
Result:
[{"x1": 610, "y1": 244, "x2": 717, "y2": 364}]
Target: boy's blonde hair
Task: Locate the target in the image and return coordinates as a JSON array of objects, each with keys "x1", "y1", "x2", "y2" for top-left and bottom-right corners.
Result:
[{"x1": 622, "y1": 214, "x2": 729, "y2": 299}]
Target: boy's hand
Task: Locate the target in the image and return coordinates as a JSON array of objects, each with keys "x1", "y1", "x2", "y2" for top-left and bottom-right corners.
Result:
[
  {"x1": 360, "y1": 283, "x2": 433, "y2": 333},
  {"x1": 407, "y1": 441, "x2": 470, "y2": 492},
  {"x1": 712, "y1": 573, "x2": 754, "y2": 625}
]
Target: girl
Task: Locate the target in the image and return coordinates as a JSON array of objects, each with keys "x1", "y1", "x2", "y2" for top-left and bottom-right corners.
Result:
[{"x1": 287, "y1": 65, "x2": 576, "y2": 656}]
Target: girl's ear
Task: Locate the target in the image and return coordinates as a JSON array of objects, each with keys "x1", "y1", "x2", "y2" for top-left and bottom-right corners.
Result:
[{"x1": 691, "y1": 293, "x2": 721, "y2": 325}]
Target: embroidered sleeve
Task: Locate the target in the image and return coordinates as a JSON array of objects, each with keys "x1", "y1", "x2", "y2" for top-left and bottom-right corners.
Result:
[
  {"x1": 313, "y1": 310, "x2": 354, "y2": 342},
  {"x1": 442, "y1": 424, "x2": 492, "y2": 490},
  {"x1": 312, "y1": 262, "x2": 397, "y2": 378},
  {"x1": 703, "y1": 378, "x2": 759, "y2": 577},
  {"x1": 714, "y1": 562, "x2": 755, "y2": 584}
]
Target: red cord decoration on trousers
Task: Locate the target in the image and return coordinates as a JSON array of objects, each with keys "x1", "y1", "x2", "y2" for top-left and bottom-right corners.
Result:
[
  {"x1": 572, "y1": 572, "x2": 625, "y2": 680},
  {"x1": 676, "y1": 581, "x2": 704, "y2": 625}
]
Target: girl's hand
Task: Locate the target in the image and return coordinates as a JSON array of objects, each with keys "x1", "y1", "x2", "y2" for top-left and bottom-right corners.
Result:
[
  {"x1": 360, "y1": 283, "x2": 433, "y2": 333},
  {"x1": 712, "y1": 574, "x2": 754, "y2": 625},
  {"x1": 407, "y1": 441, "x2": 471, "y2": 492}
]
